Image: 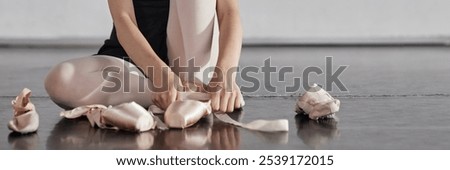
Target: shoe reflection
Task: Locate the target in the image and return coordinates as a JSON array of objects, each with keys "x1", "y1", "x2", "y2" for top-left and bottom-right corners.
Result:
[
  {"x1": 46, "y1": 111, "x2": 244, "y2": 150},
  {"x1": 153, "y1": 111, "x2": 242, "y2": 150},
  {"x1": 47, "y1": 117, "x2": 155, "y2": 150},
  {"x1": 295, "y1": 114, "x2": 340, "y2": 149},
  {"x1": 8, "y1": 132, "x2": 39, "y2": 150},
  {"x1": 152, "y1": 115, "x2": 214, "y2": 150}
]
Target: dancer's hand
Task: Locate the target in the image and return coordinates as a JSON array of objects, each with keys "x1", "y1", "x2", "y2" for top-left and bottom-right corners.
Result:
[
  {"x1": 151, "y1": 70, "x2": 182, "y2": 110},
  {"x1": 208, "y1": 76, "x2": 243, "y2": 113}
]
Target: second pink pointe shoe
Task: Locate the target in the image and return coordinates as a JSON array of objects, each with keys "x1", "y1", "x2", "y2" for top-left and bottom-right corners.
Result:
[{"x1": 295, "y1": 84, "x2": 341, "y2": 120}]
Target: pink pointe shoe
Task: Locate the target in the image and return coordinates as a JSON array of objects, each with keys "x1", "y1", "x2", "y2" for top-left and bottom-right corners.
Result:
[
  {"x1": 295, "y1": 84, "x2": 341, "y2": 120},
  {"x1": 163, "y1": 92, "x2": 212, "y2": 128},
  {"x1": 61, "y1": 102, "x2": 157, "y2": 132},
  {"x1": 8, "y1": 88, "x2": 39, "y2": 134}
]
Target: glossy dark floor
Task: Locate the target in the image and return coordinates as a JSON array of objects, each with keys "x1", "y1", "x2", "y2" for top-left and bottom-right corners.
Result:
[{"x1": 1, "y1": 46, "x2": 450, "y2": 149}]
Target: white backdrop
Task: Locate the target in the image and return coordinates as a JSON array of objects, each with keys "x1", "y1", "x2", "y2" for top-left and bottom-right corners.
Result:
[{"x1": 1, "y1": 0, "x2": 450, "y2": 43}]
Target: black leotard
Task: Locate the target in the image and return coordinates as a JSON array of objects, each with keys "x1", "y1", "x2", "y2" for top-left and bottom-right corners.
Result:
[{"x1": 97, "y1": 0, "x2": 169, "y2": 64}]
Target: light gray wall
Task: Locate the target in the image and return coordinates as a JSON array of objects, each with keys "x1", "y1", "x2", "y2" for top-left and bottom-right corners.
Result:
[
  {"x1": 1, "y1": 0, "x2": 450, "y2": 44},
  {"x1": 240, "y1": 0, "x2": 450, "y2": 42},
  {"x1": 0, "y1": 0, "x2": 111, "y2": 39}
]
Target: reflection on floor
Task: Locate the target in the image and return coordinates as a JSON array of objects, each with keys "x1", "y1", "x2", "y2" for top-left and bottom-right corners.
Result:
[
  {"x1": 295, "y1": 114, "x2": 339, "y2": 149},
  {"x1": 7, "y1": 111, "x2": 290, "y2": 150}
]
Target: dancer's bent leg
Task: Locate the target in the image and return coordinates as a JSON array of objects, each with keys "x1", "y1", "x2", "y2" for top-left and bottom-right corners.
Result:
[{"x1": 45, "y1": 55, "x2": 154, "y2": 109}]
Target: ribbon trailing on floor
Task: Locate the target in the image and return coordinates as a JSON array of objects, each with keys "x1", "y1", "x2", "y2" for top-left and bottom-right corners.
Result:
[{"x1": 214, "y1": 113, "x2": 289, "y2": 132}]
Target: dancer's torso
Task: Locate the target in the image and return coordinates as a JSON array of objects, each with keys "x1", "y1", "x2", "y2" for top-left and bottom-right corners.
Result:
[{"x1": 97, "y1": 0, "x2": 170, "y2": 64}]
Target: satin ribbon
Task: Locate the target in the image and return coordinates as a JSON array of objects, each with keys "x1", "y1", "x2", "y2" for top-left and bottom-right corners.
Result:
[
  {"x1": 214, "y1": 113, "x2": 289, "y2": 132},
  {"x1": 7, "y1": 88, "x2": 39, "y2": 134},
  {"x1": 295, "y1": 84, "x2": 341, "y2": 120}
]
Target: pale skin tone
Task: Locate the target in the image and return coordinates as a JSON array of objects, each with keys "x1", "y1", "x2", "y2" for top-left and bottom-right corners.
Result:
[{"x1": 108, "y1": 0, "x2": 243, "y2": 113}]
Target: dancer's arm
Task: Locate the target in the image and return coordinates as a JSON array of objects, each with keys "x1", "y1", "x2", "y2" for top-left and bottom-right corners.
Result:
[
  {"x1": 108, "y1": 0, "x2": 180, "y2": 109},
  {"x1": 210, "y1": 0, "x2": 244, "y2": 113}
]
